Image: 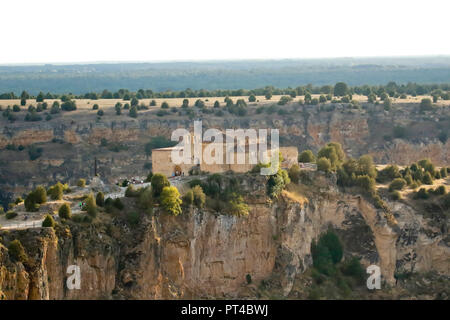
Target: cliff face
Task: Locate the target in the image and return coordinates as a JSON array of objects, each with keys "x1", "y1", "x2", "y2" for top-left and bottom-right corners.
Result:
[
  {"x1": 1, "y1": 174, "x2": 448, "y2": 300},
  {"x1": 1, "y1": 103, "x2": 449, "y2": 198}
]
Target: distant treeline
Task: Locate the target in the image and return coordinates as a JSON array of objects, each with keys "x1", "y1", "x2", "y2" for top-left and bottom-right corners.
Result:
[
  {"x1": 1, "y1": 58, "x2": 450, "y2": 95},
  {"x1": 1, "y1": 82, "x2": 450, "y2": 101}
]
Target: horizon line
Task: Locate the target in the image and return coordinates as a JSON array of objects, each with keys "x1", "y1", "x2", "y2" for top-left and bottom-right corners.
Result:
[{"x1": 1, "y1": 54, "x2": 450, "y2": 67}]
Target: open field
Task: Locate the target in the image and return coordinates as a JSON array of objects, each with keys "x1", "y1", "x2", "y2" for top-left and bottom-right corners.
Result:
[{"x1": 1, "y1": 94, "x2": 448, "y2": 111}]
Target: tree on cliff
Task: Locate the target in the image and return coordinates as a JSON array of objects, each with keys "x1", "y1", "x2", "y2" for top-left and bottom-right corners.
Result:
[
  {"x1": 8, "y1": 239, "x2": 28, "y2": 263},
  {"x1": 58, "y1": 203, "x2": 72, "y2": 219},
  {"x1": 129, "y1": 106, "x2": 138, "y2": 118},
  {"x1": 42, "y1": 214, "x2": 56, "y2": 228},
  {"x1": 151, "y1": 174, "x2": 170, "y2": 198},
  {"x1": 298, "y1": 150, "x2": 315, "y2": 163},
  {"x1": 333, "y1": 82, "x2": 348, "y2": 96},
  {"x1": 160, "y1": 186, "x2": 182, "y2": 216},
  {"x1": 317, "y1": 157, "x2": 332, "y2": 173},
  {"x1": 84, "y1": 193, "x2": 97, "y2": 218},
  {"x1": 48, "y1": 182, "x2": 63, "y2": 200}
]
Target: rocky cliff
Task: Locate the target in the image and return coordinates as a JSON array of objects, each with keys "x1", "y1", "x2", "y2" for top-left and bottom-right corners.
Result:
[
  {"x1": 1, "y1": 173, "x2": 448, "y2": 300},
  {"x1": 1, "y1": 102, "x2": 449, "y2": 200}
]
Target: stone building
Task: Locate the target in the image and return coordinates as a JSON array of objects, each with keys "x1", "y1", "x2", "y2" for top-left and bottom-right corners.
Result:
[{"x1": 152, "y1": 141, "x2": 298, "y2": 177}]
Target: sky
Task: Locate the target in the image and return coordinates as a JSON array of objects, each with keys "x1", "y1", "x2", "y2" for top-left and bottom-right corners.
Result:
[{"x1": 1, "y1": 0, "x2": 449, "y2": 64}]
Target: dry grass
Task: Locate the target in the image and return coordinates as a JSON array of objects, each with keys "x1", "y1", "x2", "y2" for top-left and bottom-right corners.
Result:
[{"x1": 1, "y1": 94, "x2": 447, "y2": 110}]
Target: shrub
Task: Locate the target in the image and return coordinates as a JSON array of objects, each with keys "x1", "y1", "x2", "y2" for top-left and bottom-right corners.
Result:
[
  {"x1": 434, "y1": 185, "x2": 446, "y2": 196},
  {"x1": 58, "y1": 203, "x2": 71, "y2": 219},
  {"x1": 137, "y1": 188, "x2": 153, "y2": 213},
  {"x1": 48, "y1": 182, "x2": 63, "y2": 200},
  {"x1": 151, "y1": 174, "x2": 170, "y2": 198},
  {"x1": 6, "y1": 211, "x2": 18, "y2": 219},
  {"x1": 267, "y1": 169, "x2": 290, "y2": 198},
  {"x1": 8, "y1": 240, "x2": 28, "y2": 263},
  {"x1": 183, "y1": 190, "x2": 194, "y2": 206},
  {"x1": 440, "y1": 167, "x2": 448, "y2": 178},
  {"x1": 125, "y1": 185, "x2": 139, "y2": 197},
  {"x1": 422, "y1": 172, "x2": 433, "y2": 185},
  {"x1": 334, "y1": 82, "x2": 348, "y2": 96},
  {"x1": 317, "y1": 157, "x2": 331, "y2": 172},
  {"x1": 92, "y1": 104, "x2": 99, "y2": 110},
  {"x1": 77, "y1": 178, "x2": 86, "y2": 187},
  {"x1": 321, "y1": 231, "x2": 343, "y2": 264},
  {"x1": 160, "y1": 186, "x2": 182, "y2": 216},
  {"x1": 28, "y1": 145, "x2": 43, "y2": 160},
  {"x1": 129, "y1": 106, "x2": 138, "y2": 118},
  {"x1": 97, "y1": 110, "x2": 104, "y2": 116},
  {"x1": 33, "y1": 186, "x2": 47, "y2": 204},
  {"x1": 414, "y1": 188, "x2": 429, "y2": 199},
  {"x1": 227, "y1": 194, "x2": 249, "y2": 217},
  {"x1": 192, "y1": 185, "x2": 206, "y2": 208},
  {"x1": 113, "y1": 198, "x2": 124, "y2": 210},
  {"x1": 298, "y1": 150, "x2": 315, "y2": 163},
  {"x1": 96, "y1": 192, "x2": 105, "y2": 206},
  {"x1": 340, "y1": 257, "x2": 365, "y2": 284},
  {"x1": 84, "y1": 193, "x2": 97, "y2": 218},
  {"x1": 61, "y1": 100, "x2": 77, "y2": 111},
  {"x1": 356, "y1": 175, "x2": 376, "y2": 194},
  {"x1": 390, "y1": 191, "x2": 401, "y2": 200},
  {"x1": 389, "y1": 178, "x2": 407, "y2": 192},
  {"x1": 24, "y1": 195, "x2": 39, "y2": 212},
  {"x1": 420, "y1": 98, "x2": 433, "y2": 111},
  {"x1": 42, "y1": 214, "x2": 56, "y2": 228},
  {"x1": 288, "y1": 164, "x2": 301, "y2": 184}
]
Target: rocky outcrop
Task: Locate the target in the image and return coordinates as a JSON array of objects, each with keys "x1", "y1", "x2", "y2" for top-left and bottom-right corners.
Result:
[{"x1": 0, "y1": 173, "x2": 448, "y2": 300}]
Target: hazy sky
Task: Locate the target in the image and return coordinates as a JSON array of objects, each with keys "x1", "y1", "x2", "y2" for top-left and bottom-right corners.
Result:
[{"x1": 1, "y1": 0, "x2": 449, "y2": 64}]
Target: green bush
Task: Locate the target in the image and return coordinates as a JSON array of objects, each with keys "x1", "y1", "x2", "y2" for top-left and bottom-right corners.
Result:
[
  {"x1": 390, "y1": 191, "x2": 401, "y2": 200},
  {"x1": 377, "y1": 165, "x2": 401, "y2": 182},
  {"x1": 160, "y1": 186, "x2": 182, "y2": 216},
  {"x1": 288, "y1": 164, "x2": 301, "y2": 184},
  {"x1": 389, "y1": 178, "x2": 407, "y2": 192},
  {"x1": 96, "y1": 192, "x2": 105, "y2": 206},
  {"x1": 77, "y1": 178, "x2": 86, "y2": 188},
  {"x1": 192, "y1": 185, "x2": 206, "y2": 208},
  {"x1": 58, "y1": 203, "x2": 71, "y2": 219},
  {"x1": 125, "y1": 185, "x2": 139, "y2": 197},
  {"x1": 227, "y1": 194, "x2": 249, "y2": 217},
  {"x1": 6, "y1": 211, "x2": 18, "y2": 219},
  {"x1": 138, "y1": 188, "x2": 153, "y2": 211},
  {"x1": 48, "y1": 182, "x2": 63, "y2": 200},
  {"x1": 84, "y1": 193, "x2": 97, "y2": 218},
  {"x1": 414, "y1": 188, "x2": 429, "y2": 199},
  {"x1": 340, "y1": 257, "x2": 365, "y2": 284},
  {"x1": 151, "y1": 173, "x2": 170, "y2": 198},
  {"x1": 298, "y1": 150, "x2": 315, "y2": 163},
  {"x1": 42, "y1": 214, "x2": 56, "y2": 228},
  {"x1": 8, "y1": 239, "x2": 28, "y2": 263},
  {"x1": 267, "y1": 169, "x2": 290, "y2": 198},
  {"x1": 434, "y1": 185, "x2": 446, "y2": 196},
  {"x1": 356, "y1": 175, "x2": 376, "y2": 194},
  {"x1": 440, "y1": 167, "x2": 448, "y2": 178},
  {"x1": 317, "y1": 157, "x2": 332, "y2": 173},
  {"x1": 422, "y1": 172, "x2": 433, "y2": 185},
  {"x1": 183, "y1": 190, "x2": 194, "y2": 206}
]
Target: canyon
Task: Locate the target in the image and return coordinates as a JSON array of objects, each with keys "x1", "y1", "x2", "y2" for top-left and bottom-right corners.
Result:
[{"x1": 0, "y1": 172, "x2": 448, "y2": 300}]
